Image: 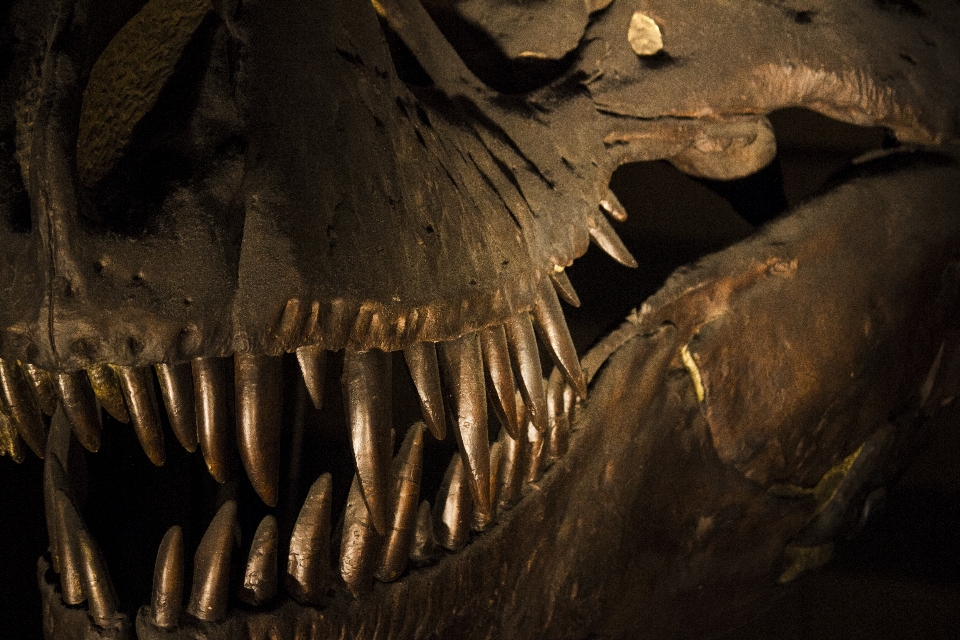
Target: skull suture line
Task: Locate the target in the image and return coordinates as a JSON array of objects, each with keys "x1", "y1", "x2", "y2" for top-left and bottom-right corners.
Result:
[{"x1": 0, "y1": 0, "x2": 959, "y2": 638}]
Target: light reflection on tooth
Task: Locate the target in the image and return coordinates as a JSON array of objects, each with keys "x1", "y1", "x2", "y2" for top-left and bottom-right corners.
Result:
[
  {"x1": 403, "y1": 341, "x2": 446, "y2": 441},
  {"x1": 600, "y1": 188, "x2": 628, "y2": 222},
  {"x1": 549, "y1": 269, "x2": 581, "y2": 308},
  {"x1": 376, "y1": 423, "x2": 424, "y2": 583},
  {"x1": 410, "y1": 500, "x2": 439, "y2": 566},
  {"x1": 340, "y1": 473, "x2": 382, "y2": 596},
  {"x1": 526, "y1": 419, "x2": 546, "y2": 484},
  {"x1": 0, "y1": 358, "x2": 46, "y2": 457},
  {"x1": 433, "y1": 452, "x2": 472, "y2": 551},
  {"x1": 155, "y1": 362, "x2": 198, "y2": 453},
  {"x1": 192, "y1": 357, "x2": 232, "y2": 483},
  {"x1": 286, "y1": 474, "x2": 333, "y2": 605},
  {"x1": 240, "y1": 515, "x2": 278, "y2": 606},
  {"x1": 0, "y1": 410, "x2": 24, "y2": 462},
  {"x1": 546, "y1": 368, "x2": 570, "y2": 465},
  {"x1": 54, "y1": 371, "x2": 102, "y2": 453},
  {"x1": 235, "y1": 353, "x2": 282, "y2": 507},
  {"x1": 21, "y1": 363, "x2": 58, "y2": 416},
  {"x1": 479, "y1": 325, "x2": 522, "y2": 441},
  {"x1": 46, "y1": 454, "x2": 84, "y2": 604},
  {"x1": 496, "y1": 415, "x2": 526, "y2": 512},
  {"x1": 296, "y1": 345, "x2": 327, "y2": 411},
  {"x1": 533, "y1": 276, "x2": 587, "y2": 400},
  {"x1": 503, "y1": 315, "x2": 549, "y2": 433},
  {"x1": 115, "y1": 365, "x2": 166, "y2": 466},
  {"x1": 86, "y1": 364, "x2": 130, "y2": 424},
  {"x1": 187, "y1": 500, "x2": 237, "y2": 623},
  {"x1": 43, "y1": 409, "x2": 73, "y2": 575},
  {"x1": 150, "y1": 525, "x2": 184, "y2": 629},
  {"x1": 589, "y1": 213, "x2": 638, "y2": 268}
]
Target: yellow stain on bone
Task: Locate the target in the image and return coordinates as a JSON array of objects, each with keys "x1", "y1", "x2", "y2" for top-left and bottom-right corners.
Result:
[
  {"x1": 767, "y1": 443, "x2": 865, "y2": 512},
  {"x1": 681, "y1": 344, "x2": 705, "y2": 402}
]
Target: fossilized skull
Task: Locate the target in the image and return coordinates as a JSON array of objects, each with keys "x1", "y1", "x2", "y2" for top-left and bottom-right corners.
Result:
[{"x1": 1, "y1": 0, "x2": 959, "y2": 638}]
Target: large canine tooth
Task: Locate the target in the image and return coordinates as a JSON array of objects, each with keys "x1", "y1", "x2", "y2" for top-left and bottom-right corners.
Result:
[
  {"x1": 376, "y1": 423, "x2": 424, "y2": 582},
  {"x1": 86, "y1": 364, "x2": 130, "y2": 424},
  {"x1": 115, "y1": 365, "x2": 166, "y2": 466},
  {"x1": 439, "y1": 334, "x2": 492, "y2": 526},
  {"x1": 410, "y1": 500, "x2": 439, "y2": 565},
  {"x1": 599, "y1": 188, "x2": 628, "y2": 222},
  {"x1": 342, "y1": 349, "x2": 392, "y2": 536},
  {"x1": 526, "y1": 420, "x2": 546, "y2": 484},
  {"x1": 588, "y1": 212, "x2": 638, "y2": 268},
  {"x1": 403, "y1": 342, "x2": 446, "y2": 440},
  {"x1": 235, "y1": 353, "x2": 282, "y2": 507},
  {"x1": 496, "y1": 416, "x2": 526, "y2": 512},
  {"x1": 240, "y1": 515, "x2": 278, "y2": 606},
  {"x1": 479, "y1": 325, "x2": 522, "y2": 440},
  {"x1": 21, "y1": 363, "x2": 58, "y2": 416},
  {"x1": 340, "y1": 473, "x2": 382, "y2": 595},
  {"x1": 54, "y1": 371, "x2": 102, "y2": 453},
  {"x1": 546, "y1": 368, "x2": 571, "y2": 464},
  {"x1": 45, "y1": 454, "x2": 84, "y2": 604},
  {"x1": 192, "y1": 357, "x2": 232, "y2": 483},
  {"x1": 150, "y1": 525, "x2": 184, "y2": 629},
  {"x1": 296, "y1": 345, "x2": 327, "y2": 411},
  {"x1": 549, "y1": 269, "x2": 581, "y2": 308},
  {"x1": 0, "y1": 358, "x2": 46, "y2": 457},
  {"x1": 0, "y1": 410, "x2": 24, "y2": 462},
  {"x1": 187, "y1": 500, "x2": 237, "y2": 622},
  {"x1": 433, "y1": 452, "x2": 472, "y2": 551},
  {"x1": 156, "y1": 362, "x2": 198, "y2": 452},
  {"x1": 533, "y1": 277, "x2": 587, "y2": 399},
  {"x1": 286, "y1": 474, "x2": 333, "y2": 605},
  {"x1": 503, "y1": 315, "x2": 548, "y2": 432}
]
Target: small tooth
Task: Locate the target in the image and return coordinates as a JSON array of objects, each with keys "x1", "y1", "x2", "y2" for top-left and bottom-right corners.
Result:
[
  {"x1": 0, "y1": 358, "x2": 46, "y2": 457},
  {"x1": 439, "y1": 333, "x2": 492, "y2": 527},
  {"x1": 433, "y1": 452, "x2": 472, "y2": 551},
  {"x1": 533, "y1": 277, "x2": 587, "y2": 399},
  {"x1": 86, "y1": 364, "x2": 130, "y2": 424},
  {"x1": 549, "y1": 269, "x2": 581, "y2": 308},
  {"x1": 599, "y1": 188, "x2": 628, "y2": 222},
  {"x1": 403, "y1": 342, "x2": 446, "y2": 441},
  {"x1": 286, "y1": 474, "x2": 333, "y2": 605},
  {"x1": 340, "y1": 473, "x2": 382, "y2": 596},
  {"x1": 496, "y1": 417, "x2": 526, "y2": 512},
  {"x1": 409, "y1": 500, "x2": 439, "y2": 565},
  {"x1": 376, "y1": 423, "x2": 424, "y2": 582},
  {"x1": 53, "y1": 371, "x2": 102, "y2": 453},
  {"x1": 342, "y1": 349, "x2": 392, "y2": 536},
  {"x1": 235, "y1": 353, "x2": 282, "y2": 507},
  {"x1": 0, "y1": 410, "x2": 25, "y2": 462},
  {"x1": 155, "y1": 363, "x2": 198, "y2": 452},
  {"x1": 21, "y1": 363, "x2": 58, "y2": 416},
  {"x1": 296, "y1": 345, "x2": 327, "y2": 411},
  {"x1": 115, "y1": 365, "x2": 166, "y2": 466},
  {"x1": 240, "y1": 515, "x2": 278, "y2": 606},
  {"x1": 546, "y1": 368, "x2": 570, "y2": 464},
  {"x1": 589, "y1": 213, "x2": 638, "y2": 268},
  {"x1": 526, "y1": 420, "x2": 546, "y2": 484},
  {"x1": 503, "y1": 315, "x2": 548, "y2": 433},
  {"x1": 187, "y1": 500, "x2": 237, "y2": 623},
  {"x1": 479, "y1": 325, "x2": 522, "y2": 441},
  {"x1": 150, "y1": 525, "x2": 184, "y2": 629},
  {"x1": 192, "y1": 357, "x2": 232, "y2": 483}
]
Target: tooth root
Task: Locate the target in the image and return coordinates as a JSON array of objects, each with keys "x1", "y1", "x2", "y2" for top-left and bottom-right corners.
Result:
[
  {"x1": 342, "y1": 349, "x2": 392, "y2": 536},
  {"x1": 187, "y1": 500, "x2": 238, "y2": 623},
  {"x1": 479, "y1": 325, "x2": 522, "y2": 441},
  {"x1": 340, "y1": 473, "x2": 382, "y2": 596},
  {"x1": 115, "y1": 365, "x2": 166, "y2": 466},
  {"x1": 410, "y1": 501, "x2": 439, "y2": 565},
  {"x1": 549, "y1": 269, "x2": 581, "y2": 308},
  {"x1": 376, "y1": 423, "x2": 424, "y2": 583},
  {"x1": 150, "y1": 525, "x2": 184, "y2": 629},
  {"x1": 496, "y1": 418, "x2": 527, "y2": 512},
  {"x1": 86, "y1": 364, "x2": 130, "y2": 424},
  {"x1": 403, "y1": 342, "x2": 446, "y2": 441},
  {"x1": 599, "y1": 188, "x2": 628, "y2": 222},
  {"x1": 235, "y1": 354, "x2": 282, "y2": 507},
  {"x1": 0, "y1": 410, "x2": 25, "y2": 463},
  {"x1": 526, "y1": 419, "x2": 546, "y2": 484},
  {"x1": 546, "y1": 369, "x2": 571, "y2": 464},
  {"x1": 433, "y1": 452, "x2": 473, "y2": 551},
  {"x1": 22, "y1": 363, "x2": 58, "y2": 416},
  {"x1": 503, "y1": 315, "x2": 549, "y2": 433},
  {"x1": 296, "y1": 345, "x2": 327, "y2": 411},
  {"x1": 240, "y1": 515, "x2": 278, "y2": 606},
  {"x1": 439, "y1": 334, "x2": 492, "y2": 527},
  {"x1": 533, "y1": 277, "x2": 587, "y2": 400},
  {"x1": 192, "y1": 357, "x2": 232, "y2": 483},
  {"x1": 53, "y1": 371, "x2": 102, "y2": 453},
  {"x1": 0, "y1": 358, "x2": 46, "y2": 458},
  {"x1": 156, "y1": 363, "x2": 198, "y2": 453},
  {"x1": 286, "y1": 473, "x2": 333, "y2": 605},
  {"x1": 589, "y1": 212, "x2": 638, "y2": 268}
]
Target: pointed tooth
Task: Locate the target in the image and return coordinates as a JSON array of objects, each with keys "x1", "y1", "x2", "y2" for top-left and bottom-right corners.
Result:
[
  {"x1": 86, "y1": 364, "x2": 130, "y2": 424},
  {"x1": 192, "y1": 357, "x2": 232, "y2": 483},
  {"x1": 589, "y1": 212, "x2": 637, "y2": 268},
  {"x1": 526, "y1": 419, "x2": 546, "y2": 484},
  {"x1": 376, "y1": 423, "x2": 424, "y2": 582},
  {"x1": 599, "y1": 188, "x2": 628, "y2": 222},
  {"x1": 479, "y1": 325, "x2": 522, "y2": 440},
  {"x1": 342, "y1": 349, "x2": 392, "y2": 536},
  {"x1": 156, "y1": 363, "x2": 198, "y2": 452},
  {"x1": 286, "y1": 473, "x2": 333, "y2": 605},
  {"x1": 44, "y1": 408, "x2": 75, "y2": 574},
  {"x1": 187, "y1": 500, "x2": 237, "y2": 622},
  {"x1": 546, "y1": 369, "x2": 571, "y2": 464},
  {"x1": 0, "y1": 358, "x2": 46, "y2": 457},
  {"x1": 496, "y1": 417, "x2": 526, "y2": 512},
  {"x1": 410, "y1": 501, "x2": 439, "y2": 565},
  {"x1": 340, "y1": 473, "x2": 382, "y2": 596},
  {"x1": 240, "y1": 515, "x2": 278, "y2": 606},
  {"x1": 403, "y1": 342, "x2": 446, "y2": 441},
  {"x1": 150, "y1": 525, "x2": 184, "y2": 629},
  {"x1": 235, "y1": 353, "x2": 282, "y2": 507},
  {"x1": 53, "y1": 371, "x2": 102, "y2": 453},
  {"x1": 433, "y1": 452, "x2": 472, "y2": 551},
  {"x1": 0, "y1": 410, "x2": 25, "y2": 462},
  {"x1": 549, "y1": 268, "x2": 581, "y2": 308},
  {"x1": 22, "y1": 363, "x2": 58, "y2": 416},
  {"x1": 114, "y1": 365, "x2": 166, "y2": 466},
  {"x1": 439, "y1": 333, "x2": 492, "y2": 527},
  {"x1": 296, "y1": 345, "x2": 327, "y2": 411},
  {"x1": 44, "y1": 450, "x2": 82, "y2": 599},
  {"x1": 503, "y1": 314, "x2": 548, "y2": 433},
  {"x1": 533, "y1": 276, "x2": 587, "y2": 399}
]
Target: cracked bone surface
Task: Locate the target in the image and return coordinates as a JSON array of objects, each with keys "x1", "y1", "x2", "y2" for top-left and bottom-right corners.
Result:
[{"x1": 1, "y1": 0, "x2": 960, "y2": 638}]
